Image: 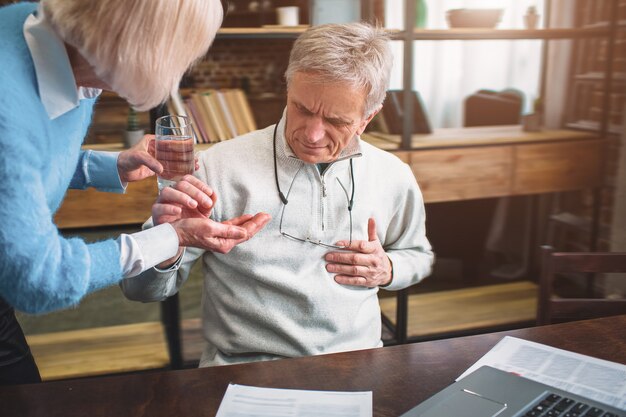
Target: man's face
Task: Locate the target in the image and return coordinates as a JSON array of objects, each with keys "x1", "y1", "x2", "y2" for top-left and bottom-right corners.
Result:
[{"x1": 284, "y1": 72, "x2": 375, "y2": 164}]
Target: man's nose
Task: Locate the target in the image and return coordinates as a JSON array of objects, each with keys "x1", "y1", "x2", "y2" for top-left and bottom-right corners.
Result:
[{"x1": 304, "y1": 117, "x2": 325, "y2": 143}]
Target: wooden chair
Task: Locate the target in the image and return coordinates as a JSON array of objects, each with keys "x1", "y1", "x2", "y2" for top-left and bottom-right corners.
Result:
[{"x1": 537, "y1": 245, "x2": 626, "y2": 325}]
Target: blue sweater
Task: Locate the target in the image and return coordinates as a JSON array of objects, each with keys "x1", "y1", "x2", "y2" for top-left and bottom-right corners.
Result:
[{"x1": 0, "y1": 3, "x2": 122, "y2": 314}]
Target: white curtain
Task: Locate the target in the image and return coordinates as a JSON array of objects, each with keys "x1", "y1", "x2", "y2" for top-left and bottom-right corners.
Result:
[
  {"x1": 543, "y1": 0, "x2": 575, "y2": 129},
  {"x1": 385, "y1": 0, "x2": 545, "y2": 128}
]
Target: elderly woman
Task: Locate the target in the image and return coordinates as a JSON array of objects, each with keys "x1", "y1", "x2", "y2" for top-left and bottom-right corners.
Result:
[{"x1": 0, "y1": 0, "x2": 268, "y2": 384}]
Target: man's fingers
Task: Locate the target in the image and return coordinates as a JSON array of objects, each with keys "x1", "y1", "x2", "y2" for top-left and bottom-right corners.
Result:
[
  {"x1": 158, "y1": 186, "x2": 199, "y2": 209},
  {"x1": 223, "y1": 213, "x2": 271, "y2": 236},
  {"x1": 223, "y1": 214, "x2": 255, "y2": 226},
  {"x1": 174, "y1": 177, "x2": 214, "y2": 210},
  {"x1": 156, "y1": 215, "x2": 181, "y2": 224},
  {"x1": 178, "y1": 175, "x2": 214, "y2": 196},
  {"x1": 326, "y1": 263, "x2": 370, "y2": 277},
  {"x1": 332, "y1": 239, "x2": 374, "y2": 253},
  {"x1": 334, "y1": 275, "x2": 369, "y2": 287},
  {"x1": 368, "y1": 217, "x2": 377, "y2": 242},
  {"x1": 242, "y1": 213, "x2": 271, "y2": 236},
  {"x1": 325, "y1": 251, "x2": 369, "y2": 266},
  {"x1": 153, "y1": 203, "x2": 182, "y2": 217},
  {"x1": 207, "y1": 221, "x2": 248, "y2": 240}
]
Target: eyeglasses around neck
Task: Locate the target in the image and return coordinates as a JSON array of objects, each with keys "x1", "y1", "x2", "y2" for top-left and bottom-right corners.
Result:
[
  {"x1": 277, "y1": 162, "x2": 355, "y2": 249},
  {"x1": 273, "y1": 119, "x2": 356, "y2": 249}
]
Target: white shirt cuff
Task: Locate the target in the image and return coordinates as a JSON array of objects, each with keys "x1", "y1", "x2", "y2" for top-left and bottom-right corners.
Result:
[
  {"x1": 118, "y1": 223, "x2": 180, "y2": 277},
  {"x1": 154, "y1": 248, "x2": 186, "y2": 272}
]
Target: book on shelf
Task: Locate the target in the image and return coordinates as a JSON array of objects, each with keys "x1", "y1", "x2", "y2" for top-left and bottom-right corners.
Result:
[
  {"x1": 168, "y1": 88, "x2": 257, "y2": 144},
  {"x1": 201, "y1": 91, "x2": 229, "y2": 142},
  {"x1": 214, "y1": 90, "x2": 239, "y2": 138},
  {"x1": 184, "y1": 98, "x2": 210, "y2": 144},
  {"x1": 168, "y1": 91, "x2": 202, "y2": 144},
  {"x1": 232, "y1": 89, "x2": 257, "y2": 133},
  {"x1": 222, "y1": 89, "x2": 248, "y2": 135},
  {"x1": 197, "y1": 94, "x2": 220, "y2": 143}
]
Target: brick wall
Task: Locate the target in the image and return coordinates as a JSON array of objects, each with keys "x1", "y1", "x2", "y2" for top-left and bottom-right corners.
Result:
[
  {"x1": 187, "y1": 38, "x2": 293, "y2": 97},
  {"x1": 185, "y1": 38, "x2": 295, "y2": 127}
]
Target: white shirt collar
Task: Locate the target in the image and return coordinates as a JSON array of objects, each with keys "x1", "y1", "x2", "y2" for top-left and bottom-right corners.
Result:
[{"x1": 23, "y1": 4, "x2": 101, "y2": 120}]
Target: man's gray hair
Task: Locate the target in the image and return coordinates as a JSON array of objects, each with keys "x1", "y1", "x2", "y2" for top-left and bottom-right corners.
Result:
[{"x1": 285, "y1": 22, "x2": 392, "y2": 117}]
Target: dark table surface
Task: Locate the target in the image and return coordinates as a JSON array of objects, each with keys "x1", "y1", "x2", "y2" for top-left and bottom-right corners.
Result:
[{"x1": 2, "y1": 315, "x2": 625, "y2": 417}]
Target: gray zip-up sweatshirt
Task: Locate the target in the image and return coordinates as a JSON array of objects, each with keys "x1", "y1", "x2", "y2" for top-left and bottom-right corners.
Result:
[{"x1": 122, "y1": 115, "x2": 434, "y2": 367}]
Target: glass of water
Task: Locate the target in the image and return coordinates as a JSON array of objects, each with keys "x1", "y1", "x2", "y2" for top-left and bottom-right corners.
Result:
[{"x1": 155, "y1": 115, "x2": 195, "y2": 191}]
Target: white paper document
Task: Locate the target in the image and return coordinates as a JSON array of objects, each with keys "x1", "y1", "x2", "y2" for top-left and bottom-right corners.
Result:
[
  {"x1": 458, "y1": 336, "x2": 626, "y2": 409},
  {"x1": 215, "y1": 383, "x2": 373, "y2": 417}
]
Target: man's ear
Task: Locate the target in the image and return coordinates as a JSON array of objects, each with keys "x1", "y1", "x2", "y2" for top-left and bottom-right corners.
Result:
[{"x1": 356, "y1": 105, "x2": 382, "y2": 136}]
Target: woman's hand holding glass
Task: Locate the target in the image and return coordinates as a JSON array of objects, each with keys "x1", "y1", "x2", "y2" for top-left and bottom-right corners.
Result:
[{"x1": 117, "y1": 134, "x2": 163, "y2": 183}]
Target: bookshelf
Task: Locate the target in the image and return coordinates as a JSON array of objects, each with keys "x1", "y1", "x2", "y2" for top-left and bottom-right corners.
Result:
[
  {"x1": 374, "y1": 0, "x2": 621, "y2": 261},
  {"x1": 563, "y1": 1, "x2": 624, "y2": 136},
  {"x1": 554, "y1": 0, "x2": 625, "y2": 255},
  {"x1": 386, "y1": 0, "x2": 621, "y2": 149}
]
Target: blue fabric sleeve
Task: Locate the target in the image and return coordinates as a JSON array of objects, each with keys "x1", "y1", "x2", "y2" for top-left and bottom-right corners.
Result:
[
  {"x1": 0, "y1": 3, "x2": 123, "y2": 314},
  {"x1": 0, "y1": 148, "x2": 123, "y2": 314},
  {"x1": 0, "y1": 168, "x2": 123, "y2": 313},
  {"x1": 69, "y1": 150, "x2": 125, "y2": 193}
]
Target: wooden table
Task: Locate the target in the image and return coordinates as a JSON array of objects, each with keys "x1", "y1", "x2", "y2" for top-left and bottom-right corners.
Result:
[{"x1": 2, "y1": 315, "x2": 624, "y2": 417}]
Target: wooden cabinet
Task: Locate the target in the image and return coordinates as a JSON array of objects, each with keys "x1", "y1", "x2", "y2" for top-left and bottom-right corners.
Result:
[
  {"x1": 512, "y1": 139, "x2": 605, "y2": 195},
  {"x1": 364, "y1": 125, "x2": 604, "y2": 204},
  {"x1": 410, "y1": 146, "x2": 513, "y2": 203}
]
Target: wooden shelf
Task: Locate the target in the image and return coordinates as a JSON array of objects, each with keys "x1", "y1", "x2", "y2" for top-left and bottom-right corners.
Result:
[
  {"x1": 574, "y1": 71, "x2": 626, "y2": 83},
  {"x1": 217, "y1": 26, "x2": 309, "y2": 39},
  {"x1": 363, "y1": 125, "x2": 598, "y2": 151},
  {"x1": 216, "y1": 27, "x2": 613, "y2": 41},
  {"x1": 581, "y1": 20, "x2": 626, "y2": 29},
  {"x1": 387, "y1": 28, "x2": 612, "y2": 41},
  {"x1": 566, "y1": 120, "x2": 624, "y2": 135}
]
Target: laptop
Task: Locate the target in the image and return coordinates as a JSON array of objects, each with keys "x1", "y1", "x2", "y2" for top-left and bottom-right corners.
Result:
[{"x1": 401, "y1": 366, "x2": 625, "y2": 417}]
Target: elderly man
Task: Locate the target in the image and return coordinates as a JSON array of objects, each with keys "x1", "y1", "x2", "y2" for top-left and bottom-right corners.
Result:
[{"x1": 122, "y1": 22, "x2": 434, "y2": 367}]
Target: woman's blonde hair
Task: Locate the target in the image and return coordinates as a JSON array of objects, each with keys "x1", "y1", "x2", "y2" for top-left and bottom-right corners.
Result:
[
  {"x1": 42, "y1": 0, "x2": 223, "y2": 111},
  {"x1": 285, "y1": 22, "x2": 392, "y2": 117}
]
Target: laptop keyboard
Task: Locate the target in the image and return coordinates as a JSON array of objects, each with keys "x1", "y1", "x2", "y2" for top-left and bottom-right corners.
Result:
[{"x1": 523, "y1": 393, "x2": 623, "y2": 417}]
